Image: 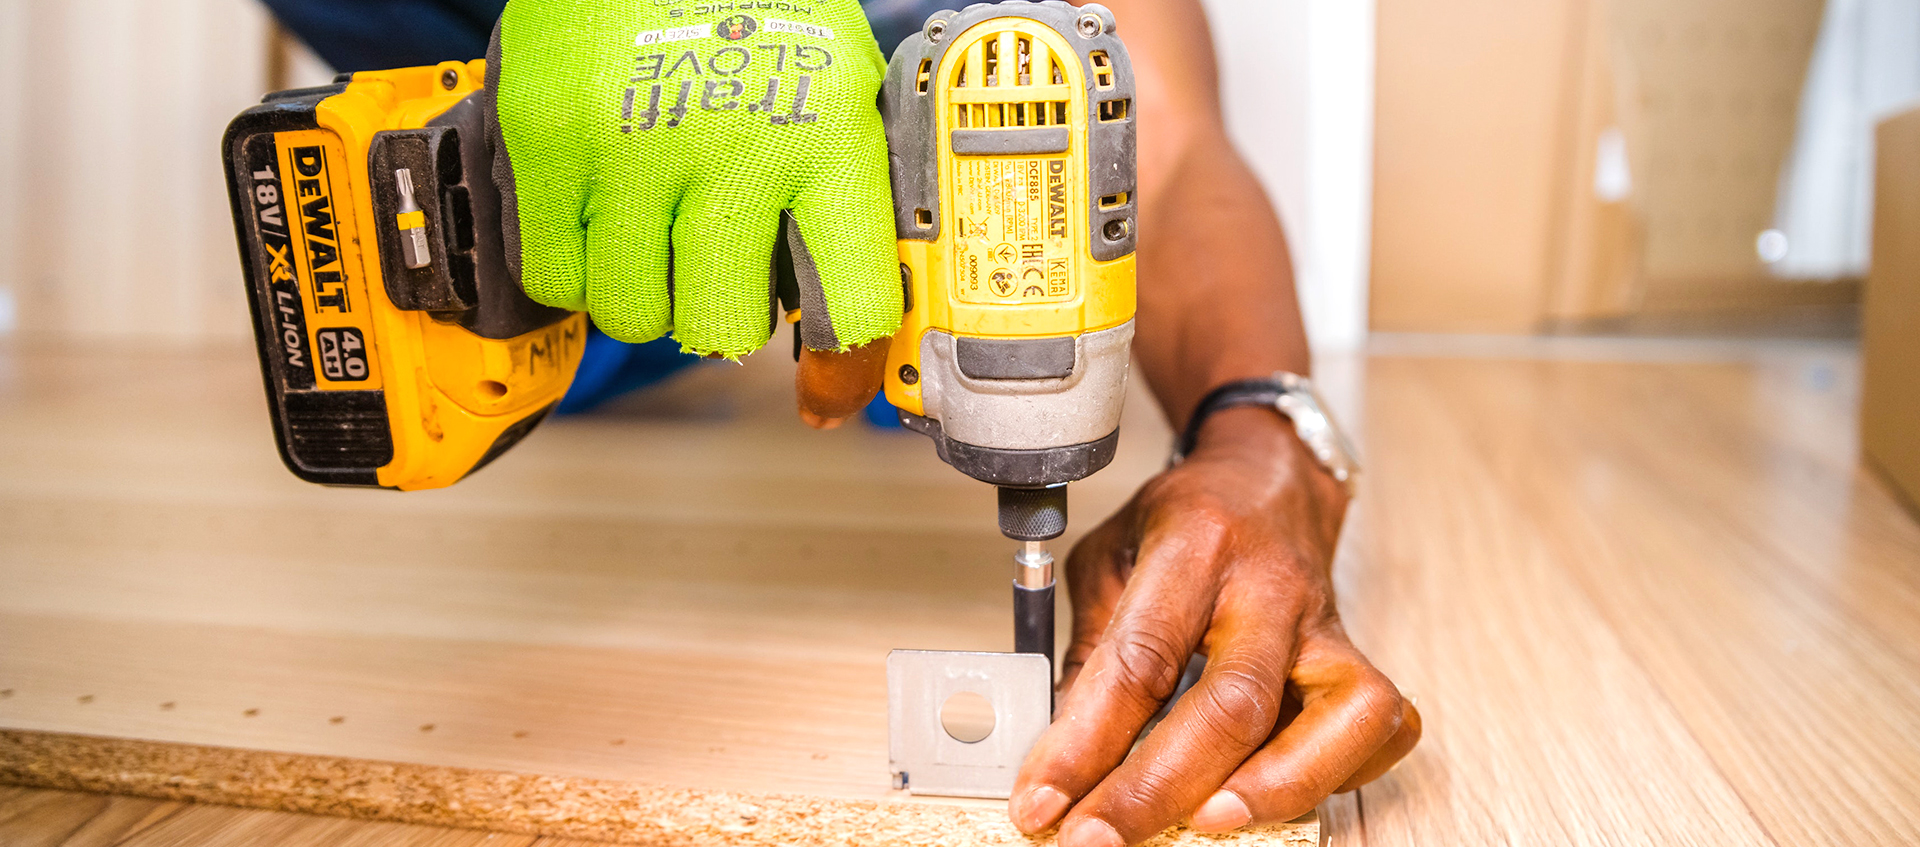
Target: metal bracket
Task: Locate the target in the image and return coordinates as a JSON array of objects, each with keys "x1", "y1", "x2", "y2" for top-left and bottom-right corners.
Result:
[{"x1": 887, "y1": 650, "x2": 1051, "y2": 799}]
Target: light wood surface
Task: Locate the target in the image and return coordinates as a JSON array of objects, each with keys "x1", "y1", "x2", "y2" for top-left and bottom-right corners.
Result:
[
  {"x1": 3, "y1": 336, "x2": 1919, "y2": 844},
  {"x1": 0, "y1": 341, "x2": 1314, "y2": 846}
]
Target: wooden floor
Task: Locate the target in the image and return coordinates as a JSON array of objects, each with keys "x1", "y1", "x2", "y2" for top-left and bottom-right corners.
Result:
[{"x1": 2, "y1": 335, "x2": 1917, "y2": 845}]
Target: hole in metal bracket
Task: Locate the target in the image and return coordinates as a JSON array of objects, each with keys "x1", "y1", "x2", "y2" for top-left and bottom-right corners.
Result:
[{"x1": 940, "y1": 691, "x2": 996, "y2": 743}]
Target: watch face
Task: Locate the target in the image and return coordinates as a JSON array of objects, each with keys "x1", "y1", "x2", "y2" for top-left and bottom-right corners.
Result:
[{"x1": 1274, "y1": 372, "x2": 1359, "y2": 492}]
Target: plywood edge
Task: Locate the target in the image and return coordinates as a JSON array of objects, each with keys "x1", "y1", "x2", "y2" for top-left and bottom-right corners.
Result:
[{"x1": 0, "y1": 731, "x2": 1320, "y2": 847}]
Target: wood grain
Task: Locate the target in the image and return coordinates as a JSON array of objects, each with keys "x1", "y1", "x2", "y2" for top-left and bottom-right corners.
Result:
[
  {"x1": 0, "y1": 343, "x2": 1316, "y2": 845},
  {"x1": 4, "y1": 337, "x2": 1919, "y2": 844}
]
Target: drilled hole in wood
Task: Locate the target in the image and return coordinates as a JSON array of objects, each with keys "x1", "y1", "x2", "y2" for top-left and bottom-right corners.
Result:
[
  {"x1": 0, "y1": 689, "x2": 13, "y2": 699},
  {"x1": 513, "y1": 730, "x2": 529, "y2": 739},
  {"x1": 610, "y1": 738, "x2": 625, "y2": 746},
  {"x1": 330, "y1": 716, "x2": 345, "y2": 724},
  {"x1": 77, "y1": 695, "x2": 94, "y2": 704},
  {"x1": 812, "y1": 752, "x2": 828, "y2": 761},
  {"x1": 243, "y1": 708, "x2": 259, "y2": 717},
  {"x1": 160, "y1": 702, "x2": 175, "y2": 711},
  {"x1": 420, "y1": 724, "x2": 436, "y2": 733}
]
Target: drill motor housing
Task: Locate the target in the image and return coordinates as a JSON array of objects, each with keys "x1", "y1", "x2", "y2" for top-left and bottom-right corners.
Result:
[{"x1": 881, "y1": 2, "x2": 1138, "y2": 539}]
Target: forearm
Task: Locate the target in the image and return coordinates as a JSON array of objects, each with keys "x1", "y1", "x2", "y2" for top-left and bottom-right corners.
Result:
[
  {"x1": 1079, "y1": 0, "x2": 1314, "y2": 429},
  {"x1": 1135, "y1": 137, "x2": 1311, "y2": 429}
]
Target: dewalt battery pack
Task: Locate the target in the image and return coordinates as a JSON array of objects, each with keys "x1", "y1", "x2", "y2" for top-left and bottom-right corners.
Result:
[{"x1": 223, "y1": 62, "x2": 585, "y2": 491}]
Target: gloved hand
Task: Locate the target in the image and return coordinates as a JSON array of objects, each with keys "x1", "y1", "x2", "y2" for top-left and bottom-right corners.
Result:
[{"x1": 483, "y1": 0, "x2": 903, "y2": 367}]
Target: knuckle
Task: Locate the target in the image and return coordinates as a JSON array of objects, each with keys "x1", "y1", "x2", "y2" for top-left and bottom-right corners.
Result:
[
  {"x1": 1184, "y1": 491, "x2": 1239, "y2": 526},
  {"x1": 1345, "y1": 668, "x2": 1406, "y2": 740},
  {"x1": 1113, "y1": 757, "x2": 1188, "y2": 814},
  {"x1": 1242, "y1": 769, "x2": 1319, "y2": 820},
  {"x1": 1105, "y1": 626, "x2": 1190, "y2": 707},
  {"x1": 1191, "y1": 665, "x2": 1281, "y2": 749}
]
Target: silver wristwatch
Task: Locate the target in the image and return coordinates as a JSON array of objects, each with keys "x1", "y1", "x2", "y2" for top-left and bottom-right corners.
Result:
[{"x1": 1172, "y1": 371, "x2": 1361, "y2": 496}]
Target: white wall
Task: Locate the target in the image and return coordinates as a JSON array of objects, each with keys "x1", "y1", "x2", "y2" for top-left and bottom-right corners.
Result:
[
  {"x1": 0, "y1": 0, "x2": 275, "y2": 343},
  {"x1": 0, "y1": 1, "x2": 29, "y2": 337},
  {"x1": 1771, "y1": 0, "x2": 1920, "y2": 280},
  {"x1": 1201, "y1": 0, "x2": 1376, "y2": 351}
]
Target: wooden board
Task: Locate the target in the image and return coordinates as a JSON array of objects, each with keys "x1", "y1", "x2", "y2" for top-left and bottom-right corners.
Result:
[
  {"x1": 4, "y1": 337, "x2": 1920, "y2": 844},
  {"x1": 0, "y1": 732, "x2": 1316, "y2": 847},
  {"x1": 1862, "y1": 106, "x2": 1920, "y2": 514},
  {"x1": 0, "y1": 341, "x2": 1315, "y2": 846}
]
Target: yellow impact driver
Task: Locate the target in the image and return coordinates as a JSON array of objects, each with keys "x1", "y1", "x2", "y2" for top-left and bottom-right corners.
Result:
[
  {"x1": 223, "y1": 63, "x2": 586, "y2": 491},
  {"x1": 881, "y1": 2, "x2": 1137, "y2": 662}
]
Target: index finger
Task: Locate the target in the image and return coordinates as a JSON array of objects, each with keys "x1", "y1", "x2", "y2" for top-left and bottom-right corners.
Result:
[
  {"x1": 1052, "y1": 589, "x2": 1300, "y2": 847},
  {"x1": 1193, "y1": 636, "x2": 1408, "y2": 830},
  {"x1": 1007, "y1": 516, "x2": 1225, "y2": 834},
  {"x1": 796, "y1": 338, "x2": 889, "y2": 427}
]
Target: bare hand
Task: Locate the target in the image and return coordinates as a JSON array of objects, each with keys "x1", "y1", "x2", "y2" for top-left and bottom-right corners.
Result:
[
  {"x1": 1008, "y1": 407, "x2": 1421, "y2": 845},
  {"x1": 794, "y1": 338, "x2": 891, "y2": 429}
]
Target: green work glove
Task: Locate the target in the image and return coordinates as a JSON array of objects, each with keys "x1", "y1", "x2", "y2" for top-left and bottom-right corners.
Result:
[{"x1": 484, "y1": 0, "x2": 902, "y2": 358}]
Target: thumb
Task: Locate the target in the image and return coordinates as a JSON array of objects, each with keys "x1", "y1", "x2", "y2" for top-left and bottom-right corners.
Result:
[{"x1": 796, "y1": 338, "x2": 890, "y2": 428}]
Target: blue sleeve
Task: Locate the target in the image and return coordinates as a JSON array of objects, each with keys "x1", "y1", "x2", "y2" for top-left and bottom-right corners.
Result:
[
  {"x1": 263, "y1": 0, "x2": 966, "y2": 73},
  {"x1": 260, "y1": 0, "x2": 504, "y2": 72}
]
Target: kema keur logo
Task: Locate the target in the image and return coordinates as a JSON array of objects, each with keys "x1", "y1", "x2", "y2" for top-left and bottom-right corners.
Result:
[{"x1": 716, "y1": 14, "x2": 756, "y2": 40}]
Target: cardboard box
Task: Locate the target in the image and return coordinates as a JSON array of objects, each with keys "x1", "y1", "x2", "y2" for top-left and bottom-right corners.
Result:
[{"x1": 1862, "y1": 106, "x2": 1920, "y2": 515}]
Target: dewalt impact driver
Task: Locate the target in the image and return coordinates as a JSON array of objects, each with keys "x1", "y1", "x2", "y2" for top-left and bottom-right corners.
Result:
[{"x1": 882, "y1": 2, "x2": 1135, "y2": 662}]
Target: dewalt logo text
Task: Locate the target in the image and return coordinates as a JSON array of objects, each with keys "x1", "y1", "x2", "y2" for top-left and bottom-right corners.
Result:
[
  {"x1": 1046, "y1": 159, "x2": 1068, "y2": 239},
  {"x1": 291, "y1": 146, "x2": 351, "y2": 313}
]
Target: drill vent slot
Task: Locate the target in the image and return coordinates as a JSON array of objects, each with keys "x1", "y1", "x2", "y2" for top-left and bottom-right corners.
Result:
[
  {"x1": 1098, "y1": 98, "x2": 1130, "y2": 123},
  {"x1": 916, "y1": 59, "x2": 933, "y2": 94},
  {"x1": 950, "y1": 33, "x2": 1070, "y2": 132},
  {"x1": 956, "y1": 33, "x2": 1066, "y2": 89},
  {"x1": 954, "y1": 101, "x2": 1071, "y2": 129},
  {"x1": 1091, "y1": 51, "x2": 1115, "y2": 89}
]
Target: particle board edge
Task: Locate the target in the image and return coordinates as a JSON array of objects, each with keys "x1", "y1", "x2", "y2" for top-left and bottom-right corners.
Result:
[{"x1": 0, "y1": 730, "x2": 1320, "y2": 847}]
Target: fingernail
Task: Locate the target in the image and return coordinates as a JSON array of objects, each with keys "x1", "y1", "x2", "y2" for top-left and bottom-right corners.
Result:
[
  {"x1": 797, "y1": 409, "x2": 845, "y2": 430},
  {"x1": 1011, "y1": 785, "x2": 1071, "y2": 833},
  {"x1": 1058, "y1": 817, "x2": 1124, "y2": 847},
  {"x1": 1190, "y1": 790, "x2": 1252, "y2": 832}
]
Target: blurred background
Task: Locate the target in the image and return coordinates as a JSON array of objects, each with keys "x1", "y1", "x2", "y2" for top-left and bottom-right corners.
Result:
[{"x1": 0, "y1": 0, "x2": 1914, "y2": 348}]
